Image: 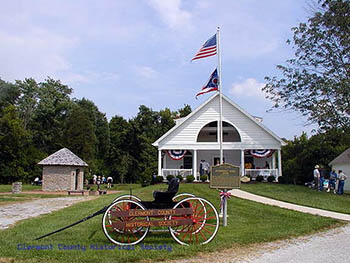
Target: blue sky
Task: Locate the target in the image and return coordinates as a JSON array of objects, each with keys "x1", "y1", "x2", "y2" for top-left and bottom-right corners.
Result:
[{"x1": 1, "y1": 0, "x2": 317, "y2": 139}]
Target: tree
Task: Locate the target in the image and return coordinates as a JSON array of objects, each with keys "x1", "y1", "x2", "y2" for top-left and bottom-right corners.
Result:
[
  {"x1": 107, "y1": 116, "x2": 133, "y2": 183},
  {"x1": 281, "y1": 129, "x2": 350, "y2": 185},
  {"x1": 178, "y1": 104, "x2": 192, "y2": 118},
  {"x1": 0, "y1": 106, "x2": 30, "y2": 183},
  {"x1": 0, "y1": 79, "x2": 19, "y2": 115},
  {"x1": 30, "y1": 78, "x2": 73, "y2": 154},
  {"x1": 64, "y1": 105, "x2": 97, "y2": 167},
  {"x1": 15, "y1": 78, "x2": 39, "y2": 130},
  {"x1": 75, "y1": 98, "x2": 110, "y2": 160},
  {"x1": 264, "y1": 0, "x2": 350, "y2": 131}
]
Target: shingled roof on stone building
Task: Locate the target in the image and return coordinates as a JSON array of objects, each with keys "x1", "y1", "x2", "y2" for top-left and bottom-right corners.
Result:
[{"x1": 38, "y1": 148, "x2": 88, "y2": 167}]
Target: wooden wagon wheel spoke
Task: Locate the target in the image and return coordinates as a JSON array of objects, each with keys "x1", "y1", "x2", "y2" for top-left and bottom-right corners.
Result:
[
  {"x1": 102, "y1": 200, "x2": 149, "y2": 246},
  {"x1": 169, "y1": 197, "x2": 219, "y2": 245}
]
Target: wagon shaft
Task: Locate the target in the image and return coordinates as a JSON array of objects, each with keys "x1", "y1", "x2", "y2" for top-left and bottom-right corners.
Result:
[
  {"x1": 110, "y1": 208, "x2": 193, "y2": 217},
  {"x1": 111, "y1": 218, "x2": 193, "y2": 228}
]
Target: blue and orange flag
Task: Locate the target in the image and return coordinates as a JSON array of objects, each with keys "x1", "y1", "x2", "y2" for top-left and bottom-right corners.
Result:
[{"x1": 196, "y1": 68, "x2": 219, "y2": 98}]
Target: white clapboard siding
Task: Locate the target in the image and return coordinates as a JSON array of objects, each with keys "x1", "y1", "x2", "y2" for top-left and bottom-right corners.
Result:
[{"x1": 155, "y1": 93, "x2": 283, "y2": 150}]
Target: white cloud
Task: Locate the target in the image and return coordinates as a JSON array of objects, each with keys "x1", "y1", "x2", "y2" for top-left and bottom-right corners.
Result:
[
  {"x1": 147, "y1": 0, "x2": 192, "y2": 29},
  {"x1": 230, "y1": 78, "x2": 266, "y2": 98},
  {"x1": 0, "y1": 28, "x2": 77, "y2": 81},
  {"x1": 134, "y1": 66, "x2": 159, "y2": 79},
  {"x1": 63, "y1": 71, "x2": 120, "y2": 85}
]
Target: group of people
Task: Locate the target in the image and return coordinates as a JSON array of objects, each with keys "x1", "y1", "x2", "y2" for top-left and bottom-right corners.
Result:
[
  {"x1": 313, "y1": 165, "x2": 347, "y2": 195},
  {"x1": 92, "y1": 175, "x2": 114, "y2": 189}
]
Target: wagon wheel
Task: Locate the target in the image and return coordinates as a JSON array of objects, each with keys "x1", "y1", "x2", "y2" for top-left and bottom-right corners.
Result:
[
  {"x1": 102, "y1": 199, "x2": 149, "y2": 245},
  {"x1": 172, "y1": 194, "x2": 207, "y2": 233},
  {"x1": 112, "y1": 194, "x2": 141, "y2": 203},
  {"x1": 169, "y1": 197, "x2": 219, "y2": 245},
  {"x1": 172, "y1": 193, "x2": 195, "y2": 202}
]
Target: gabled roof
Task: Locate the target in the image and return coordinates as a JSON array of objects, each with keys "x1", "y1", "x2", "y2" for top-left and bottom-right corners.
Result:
[
  {"x1": 329, "y1": 148, "x2": 350, "y2": 165},
  {"x1": 38, "y1": 148, "x2": 89, "y2": 167},
  {"x1": 153, "y1": 93, "x2": 286, "y2": 146}
]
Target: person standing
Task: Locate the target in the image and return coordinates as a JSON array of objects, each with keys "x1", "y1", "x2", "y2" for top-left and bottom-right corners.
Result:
[
  {"x1": 97, "y1": 176, "x2": 101, "y2": 190},
  {"x1": 337, "y1": 170, "x2": 347, "y2": 195},
  {"x1": 107, "y1": 176, "x2": 113, "y2": 188},
  {"x1": 313, "y1": 165, "x2": 320, "y2": 190},
  {"x1": 327, "y1": 169, "x2": 337, "y2": 193},
  {"x1": 319, "y1": 168, "x2": 325, "y2": 191},
  {"x1": 199, "y1": 160, "x2": 205, "y2": 177}
]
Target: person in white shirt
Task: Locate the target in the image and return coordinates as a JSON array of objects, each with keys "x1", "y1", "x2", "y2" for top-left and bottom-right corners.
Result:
[
  {"x1": 337, "y1": 170, "x2": 347, "y2": 195},
  {"x1": 107, "y1": 176, "x2": 113, "y2": 188},
  {"x1": 313, "y1": 165, "x2": 320, "y2": 190}
]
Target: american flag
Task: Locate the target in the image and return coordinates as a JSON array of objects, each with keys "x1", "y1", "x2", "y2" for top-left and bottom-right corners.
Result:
[
  {"x1": 192, "y1": 34, "x2": 217, "y2": 61},
  {"x1": 196, "y1": 68, "x2": 219, "y2": 98}
]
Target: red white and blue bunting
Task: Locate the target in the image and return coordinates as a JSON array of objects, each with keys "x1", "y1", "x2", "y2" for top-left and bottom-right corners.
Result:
[
  {"x1": 249, "y1": 149, "x2": 275, "y2": 159},
  {"x1": 167, "y1": 150, "x2": 187, "y2": 160}
]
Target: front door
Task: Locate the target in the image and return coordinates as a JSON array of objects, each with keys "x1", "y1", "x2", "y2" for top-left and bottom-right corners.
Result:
[{"x1": 75, "y1": 169, "x2": 80, "y2": 190}]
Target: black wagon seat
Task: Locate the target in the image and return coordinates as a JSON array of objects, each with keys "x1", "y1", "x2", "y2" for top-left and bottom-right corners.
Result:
[{"x1": 141, "y1": 177, "x2": 180, "y2": 209}]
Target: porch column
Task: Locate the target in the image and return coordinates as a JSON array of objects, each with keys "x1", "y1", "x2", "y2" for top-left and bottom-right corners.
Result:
[
  {"x1": 272, "y1": 151, "x2": 276, "y2": 169},
  {"x1": 158, "y1": 150, "x2": 162, "y2": 177},
  {"x1": 240, "y1": 150, "x2": 245, "y2": 177},
  {"x1": 193, "y1": 150, "x2": 198, "y2": 181},
  {"x1": 277, "y1": 149, "x2": 282, "y2": 179}
]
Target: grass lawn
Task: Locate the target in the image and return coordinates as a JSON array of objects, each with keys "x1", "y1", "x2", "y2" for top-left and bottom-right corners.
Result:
[
  {"x1": 241, "y1": 182, "x2": 350, "y2": 214},
  {"x1": 0, "y1": 183, "x2": 342, "y2": 263},
  {"x1": 0, "y1": 184, "x2": 66, "y2": 204},
  {"x1": 86, "y1": 183, "x2": 143, "y2": 191},
  {"x1": 0, "y1": 184, "x2": 41, "y2": 192},
  {"x1": 0, "y1": 194, "x2": 66, "y2": 204}
]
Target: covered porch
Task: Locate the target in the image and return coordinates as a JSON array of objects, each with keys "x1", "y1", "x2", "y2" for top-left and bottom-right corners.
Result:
[{"x1": 158, "y1": 148, "x2": 282, "y2": 182}]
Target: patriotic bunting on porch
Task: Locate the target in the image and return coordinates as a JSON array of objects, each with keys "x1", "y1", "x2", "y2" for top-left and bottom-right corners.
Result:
[
  {"x1": 248, "y1": 149, "x2": 275, "y2": 158},
  {"x1": 167, "y1": 150, "x2": 187, "y2": 160}
]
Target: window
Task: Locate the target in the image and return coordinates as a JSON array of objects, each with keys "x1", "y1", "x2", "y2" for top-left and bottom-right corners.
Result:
[{"x1": 197, "y1": 121, "x2": 241, "y2": 142}]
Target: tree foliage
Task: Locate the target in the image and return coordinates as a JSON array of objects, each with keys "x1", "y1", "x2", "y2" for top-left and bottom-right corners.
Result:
[
  {"x1": 282, "y1": 129, "x2": 350, "y2": 184},
  {"x1": 264, "y1": 0, "x2": 350, "y2": 131}
]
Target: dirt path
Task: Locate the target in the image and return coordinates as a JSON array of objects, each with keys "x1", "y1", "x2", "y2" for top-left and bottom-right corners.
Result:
[{"x1": 0, "y1": 196, "x2": 96, "y2": 230}]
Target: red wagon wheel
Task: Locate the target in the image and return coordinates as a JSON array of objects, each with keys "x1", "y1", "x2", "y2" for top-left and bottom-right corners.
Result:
[
  {"x1": 112, "y1": 194, "x2": 141, "y2": 203},
  {"x1": 172, "y1": 193, "x2": 195, "y2": 202},
  {"x1": 169, "y1": 197, "x2": 219, "y2": 245},
  {"x1": 102, "y1": 199, "x2": 149, "y2": 245}
]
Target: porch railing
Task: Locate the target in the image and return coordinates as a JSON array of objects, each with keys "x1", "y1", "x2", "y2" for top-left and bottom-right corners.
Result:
[
  {"x1": 162, "y1": 169, "x2": 193, "y2": 180},
  {"x1": 245, "y1": 169, "x2": 278, "y2": 181}
]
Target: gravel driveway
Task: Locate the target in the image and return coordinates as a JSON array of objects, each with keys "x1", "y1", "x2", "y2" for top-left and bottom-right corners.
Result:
[
  {"x1": 0, "y1": 197, "x2": 95, "y2": 230},
  {"x1": 166, "y1": 225, "x2": 350, "y2": 263}
]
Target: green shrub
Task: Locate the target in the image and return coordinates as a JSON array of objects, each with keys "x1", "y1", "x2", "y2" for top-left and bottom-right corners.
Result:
[
  {"x1": 141, "y1": 167, "x2": 152, "y2": 187},
  {"x1": 186, "y1": 175, "x2": 195, "y2": 183},
  {"x1": 267, "y1": 175, "x2": 275, "y2": 182},
  {"x1": 166, "y1": 174, "x2": 175, "y2": 182},
  {"x1": 200, "y1": 175, "x2": 208, "y2": 182},
  {"x1": 278, "y1": 176, "x2": 287, "y2": 184},
  {"x1": 176, "y1": 174, "x2": 184, "y2": 182},
  {"x1": 256, "y1": 175, "x2": 264, "y2": 182},
  {"x1": 156, "y1": 176, "x2": 164, "y2": 183},
  {"x1": 141, "y1": 178, "x2": 151, "y2": 187}
]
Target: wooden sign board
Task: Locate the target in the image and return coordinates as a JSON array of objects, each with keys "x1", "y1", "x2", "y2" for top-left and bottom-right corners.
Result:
[{"x1": 210, "y1": 163, "x2": 240, "y2": 189}]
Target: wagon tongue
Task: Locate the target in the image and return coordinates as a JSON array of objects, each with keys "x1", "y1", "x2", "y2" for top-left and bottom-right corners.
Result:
[{"x1": 34, "y1": 205, "x2": 110, "y2": 240}]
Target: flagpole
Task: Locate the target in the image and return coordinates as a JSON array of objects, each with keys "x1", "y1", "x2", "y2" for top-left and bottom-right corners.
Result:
[{"x1": 217, "y1": 27, "x2": 223, "y2": 165}]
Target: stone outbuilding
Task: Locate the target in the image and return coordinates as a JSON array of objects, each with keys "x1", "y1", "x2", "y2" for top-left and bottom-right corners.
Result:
[
  {"x1": 329, "y1": 148, "x2": 350, "y2": 191},
  {"x1": 38, "y1": 148, "x2": 88, "y2": 191}
]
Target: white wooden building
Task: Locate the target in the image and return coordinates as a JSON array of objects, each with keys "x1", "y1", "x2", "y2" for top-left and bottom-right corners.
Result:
[
  {"x1": 153, "y1": 93, "x2": 286, "y2": 181},
  {"x1": 329, "y1": 148, "x2": 350, "y2": 191}
]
